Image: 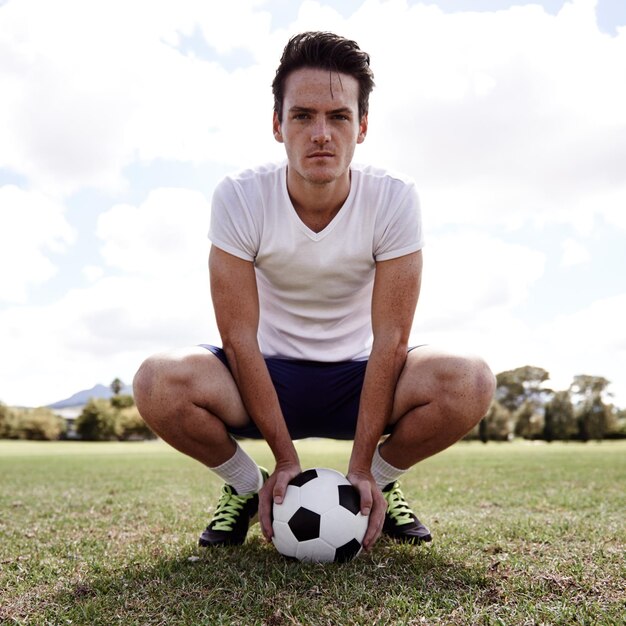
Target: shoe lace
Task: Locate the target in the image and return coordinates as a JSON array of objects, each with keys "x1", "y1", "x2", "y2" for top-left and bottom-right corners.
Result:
[
  {"x1": 210, "y1": 485, "x2": 254, "y2": 532},
  {"x1": 384, "y1": 482, "x2": 415, "y2": 526}
]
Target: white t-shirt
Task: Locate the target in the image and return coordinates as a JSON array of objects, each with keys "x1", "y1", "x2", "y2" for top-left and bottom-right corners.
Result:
[{"x1": 209, "y1": 161, "x2": 424, "y2": 362}]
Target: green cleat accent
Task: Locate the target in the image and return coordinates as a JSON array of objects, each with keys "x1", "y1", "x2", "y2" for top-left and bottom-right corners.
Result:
[
  {"x1": 199, "y1": 467, "x2": 269, "y2": 547},
  {"x1": 382, "y1": 481, "x2": 432, "y2": 544}
]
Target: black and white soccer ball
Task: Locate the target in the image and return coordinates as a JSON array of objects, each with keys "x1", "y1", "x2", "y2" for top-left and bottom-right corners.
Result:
[{"x1": 272, "y1": 467, "x2": 368, "y2": 563}]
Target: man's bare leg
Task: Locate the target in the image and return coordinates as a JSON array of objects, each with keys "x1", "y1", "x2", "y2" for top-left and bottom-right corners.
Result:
[
  {"x1": 133, "y1": 346, "x2": 268, "y2": 547},
  {"x1": 133, "y1": 346, "x2": 248, "y2": 468},
  {"x1": 372, "y1": 347, "x2": 495, "y2": 543},
  {"x1": 382, "y1": 346, "x2": 496, "y2": 469}
]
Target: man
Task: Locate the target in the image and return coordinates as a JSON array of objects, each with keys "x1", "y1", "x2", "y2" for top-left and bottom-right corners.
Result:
[{"x1": 133, "y1": 32, "x2": 495, "y2": 552}]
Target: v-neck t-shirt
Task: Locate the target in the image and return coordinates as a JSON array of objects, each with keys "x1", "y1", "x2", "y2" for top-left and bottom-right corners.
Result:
[{"x1": 208, "y1": 161, "x2": 424, "y2": 362}]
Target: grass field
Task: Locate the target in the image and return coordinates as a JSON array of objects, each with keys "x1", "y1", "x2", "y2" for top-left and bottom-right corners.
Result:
[{"x1": 0, "y1": 439, "x2": 624, "y2": 625}]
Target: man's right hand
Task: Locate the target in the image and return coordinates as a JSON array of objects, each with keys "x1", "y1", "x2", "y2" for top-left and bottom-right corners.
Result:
[
  {"x1": 346, "y1": 469, "x2": 387, "y2": 551},
  {"x1": 258, "y1": 460, "x2": 302, "y2": 542}
]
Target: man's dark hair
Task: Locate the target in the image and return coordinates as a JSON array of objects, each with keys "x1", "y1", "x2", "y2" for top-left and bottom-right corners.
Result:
[{"x1": 272, "y1": 31, "x2": 375, "y2": 122}]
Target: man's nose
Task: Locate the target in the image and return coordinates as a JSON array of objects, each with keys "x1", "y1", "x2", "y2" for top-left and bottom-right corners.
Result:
[{"x1": 311, "y1": 119, "x2": 331, "y2": 144}]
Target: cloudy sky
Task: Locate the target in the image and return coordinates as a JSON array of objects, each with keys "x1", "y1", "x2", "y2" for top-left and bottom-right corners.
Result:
[{"x1": 1, "y1": 0, "x2": 625, "y2": 408}]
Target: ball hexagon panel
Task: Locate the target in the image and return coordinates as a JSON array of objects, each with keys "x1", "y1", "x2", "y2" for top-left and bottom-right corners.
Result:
[
  {"x1": 296, "y1": 538, "x2": 336, "y2": 563},
  {"x1": 297, "y1": 468, "x2": 346, "y2": 514},
  {"x1": 319, "y1": 506, "x2": 368, "y2": 548},
  {"x1": 271, "y1": 521, "x2": 299, "y2": 558},
  {"x1": 272, "y1": 485, "x2": 302, "y2": 523}
]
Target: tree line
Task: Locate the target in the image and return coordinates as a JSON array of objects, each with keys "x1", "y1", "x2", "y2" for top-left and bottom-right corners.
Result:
[
  {"x1": 1, "y1": 368, "x2": 625, "y2": 442},
  {"x1": 465, "y1": 366, "x2": 626, "y2": 442},
  {"x1": 0, "y1": 379, "x2": 155, "y2": 442}
]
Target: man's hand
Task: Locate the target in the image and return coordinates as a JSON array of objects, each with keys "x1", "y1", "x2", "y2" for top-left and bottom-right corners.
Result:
[
  {"x1": 258, "y1": 460, "x2": 302, "y2": 541},
  {"x1": 346, "y1": 469, "x2": 387, "y2": 551}
]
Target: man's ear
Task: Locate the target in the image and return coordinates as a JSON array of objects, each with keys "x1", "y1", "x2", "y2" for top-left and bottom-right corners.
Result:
[
  {"x1": 273, "y1": 111, "x2": 284, "y2": 143},
  {"x1": 357, "y1": 113, "x2": 368, "y2": 144}
]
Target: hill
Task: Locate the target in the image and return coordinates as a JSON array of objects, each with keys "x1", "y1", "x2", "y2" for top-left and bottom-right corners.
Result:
[{"x1": 48, "y1": 383, "x2": 133, "y2": 409}]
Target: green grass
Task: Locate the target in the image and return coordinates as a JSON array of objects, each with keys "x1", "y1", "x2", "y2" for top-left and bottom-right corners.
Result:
[{"x1": 1, "y1": 439, "x2": 624, "y2": 625}]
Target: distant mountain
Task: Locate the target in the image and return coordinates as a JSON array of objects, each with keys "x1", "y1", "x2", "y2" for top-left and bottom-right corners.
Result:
[{"x1": 47, "y1": 383, "x2": 133, "y2": 409}]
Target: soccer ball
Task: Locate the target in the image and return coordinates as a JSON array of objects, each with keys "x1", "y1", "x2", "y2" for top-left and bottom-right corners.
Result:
[{"x1": 272, "y1": 468, "x2": 369, "y2": 563}]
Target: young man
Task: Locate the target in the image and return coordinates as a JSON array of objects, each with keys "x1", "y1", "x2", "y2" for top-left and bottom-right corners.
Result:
[{"x1": 133, "y1": 32, "x2": 495, "y2": 552}]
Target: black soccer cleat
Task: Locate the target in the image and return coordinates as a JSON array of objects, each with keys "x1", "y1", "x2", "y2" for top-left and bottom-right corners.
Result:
[
  {"x1": 199, "y1": 467, "x2": 269, "y2": 547},
  {"x1": 382, "y1": 481, "x2": 432, "y2": 544}
]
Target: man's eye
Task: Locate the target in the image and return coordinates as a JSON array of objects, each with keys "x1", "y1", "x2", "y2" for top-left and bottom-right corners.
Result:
[{"x1": 294, "y1": 113, "x2": 310, "y2": 120}]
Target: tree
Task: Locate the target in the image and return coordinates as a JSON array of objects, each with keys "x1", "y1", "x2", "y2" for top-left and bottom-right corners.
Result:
[
  {"x1": 543, "y1": 390, "x2": 577, "y2": 441},
  {"x1": 495, "y1": 366, "x2": 551, "y2": 414},
  {"x1": 110, "y1": 378, "x2": 124, "y2": 396},
  {"x1": 570, "y1": 375, "x2": 611, "y2": 401},
  {"x1": 114, "y1": 406, "x2": 156, "y2": 440},
  {"x1": 570, "y1": 375, "x2": 612, "y2": 442},
  {"x1": 0, "y1": 402, "x2": 19, "y2": 439},
  {"x1": 12, "y1": 408, "x2": 66, "y2": 440},
  {"x1": 76, "y1": 399, "x2": 117, "y2": 441},
  {"x1": 479, "y1": 399, "x2": 513, "y2": 441},
  {"x1": 514, "y1": 400, "x2": 545, "y2": 439},
  {"x1": 0, "y1": 402, "x2": 9, "y2": 438},
  {"x1": 111, "y1": 394, "x2": 134, "y2": 410},
  {"x1": 605, "y1": 407, "x2": 626, "y2": 438}
]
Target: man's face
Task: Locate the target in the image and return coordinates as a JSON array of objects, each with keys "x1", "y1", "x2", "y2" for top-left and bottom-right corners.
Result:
[{"x1": 273, "y1": 67, "x2": 368, "y2": 187}]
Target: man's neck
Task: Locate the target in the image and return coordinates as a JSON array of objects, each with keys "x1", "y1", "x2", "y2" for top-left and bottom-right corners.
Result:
[{"x1": 286, "y1": 168, "x2": 351, "y2": 233}]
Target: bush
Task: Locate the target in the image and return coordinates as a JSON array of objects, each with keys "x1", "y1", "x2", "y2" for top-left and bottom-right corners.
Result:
[
  {"x1": 111, "y1": 394, "x2": 135, "y2": 410},
  {"x1": 11, "y1": 407, "x2": 66, "y2": 440},
  {"x1": 74, "y1": 397, "x2": 154, "y2": 441},
  {"x1": 75, "y1": 399, "x2": 118, "y2": 441},
  {"x1": 115, "y1": 406, "x2": 156, "y2": 441},
  {"x1": 0, "y1": 402, "x2": 19, "y2": 438},
  {"x1": 479, "y1": 400, "x2": 513, "y2": 441}
]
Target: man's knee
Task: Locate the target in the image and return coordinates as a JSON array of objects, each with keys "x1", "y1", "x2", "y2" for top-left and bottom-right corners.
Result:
[
  {"x1": 448, "y1": 355, "x2": 495, "y2": 428},
  {"x1": 469, "y1": 355, "x2": 496, "y2": 410},
  {"x1": 132, "y1": 355, "x2": 159, "y2": 410},
  {"x1": 133, "y1": 351, "x2": 194, "y2": 419}
]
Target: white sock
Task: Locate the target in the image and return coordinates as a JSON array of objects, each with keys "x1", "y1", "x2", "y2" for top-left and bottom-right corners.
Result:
[
  {"x1": 209, "y1": 439, "x2": 263, "y2": 495},
  {"x1": 371, "y1": 445, "x2": 406, "y2": 489}
]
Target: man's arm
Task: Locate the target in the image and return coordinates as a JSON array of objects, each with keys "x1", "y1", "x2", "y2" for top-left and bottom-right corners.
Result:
[
  {"x1": 348, "y1": 249, "x2": 422, "y2": 549},
  {"x1": 209, "y1": 245, "x2": 301, "y2": 538}
]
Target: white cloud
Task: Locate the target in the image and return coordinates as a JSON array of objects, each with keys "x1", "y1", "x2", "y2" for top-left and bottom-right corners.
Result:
[
  {"x1": 415, "y1": 231, "x2": 546, "y2": 334},
  {"x1": 0, "y1": 263, "x2": 220, "y2": 407},
  {"x1": 97, "y1": 187, "x2": 211, "y2": 276},
  {"x1": 539, "y1": 293, "x2": 626, "y2": 405},
  {"x1": 561, "y1": 238, "x2": 591, "y2": 267},
  {"x1": 2, "y1": 0, "x2": 624, "y2": 220},
  {"x1": 82, "y1": 265, "x2": 104, "y2": 282},
  {"x1": 353, "y1": 0, "x2": 626, "y2": 231},
  {"x1": 0, "y1": 185, "x2": 74, "y2": 303},
  {"x1": 0, "y1": 186, "x2": 220, "y2": 406},
  {"x1": 0, "y1": 0, "x2": 281, "y2": 194}
]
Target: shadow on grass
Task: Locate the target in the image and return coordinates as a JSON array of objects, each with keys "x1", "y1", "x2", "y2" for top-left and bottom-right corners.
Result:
[{"x1": 47, "y1": 536, "x2": 491, "y2": 625}]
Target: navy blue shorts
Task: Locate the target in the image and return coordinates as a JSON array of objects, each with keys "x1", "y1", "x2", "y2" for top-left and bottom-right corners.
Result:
[{"x1": 200, "y1": 344, "x2": 389, "y2": 440}]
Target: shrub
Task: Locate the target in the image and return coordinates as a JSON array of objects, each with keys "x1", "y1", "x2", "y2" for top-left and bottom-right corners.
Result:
[
  {"x1": 75, "y1": 399, "x2": 118, "y2": 441},
  {"x1": 12, "y1": 407, "x2": 66, "y2": 440},
  {"x1": 479, "y1": 400, "x2": 513, "y2": 441},
  {"x1": 114, "y1": 406, "x2": 156, "y2": 440},
  {"x1": 111, "y1": 394, "x2": 135, "y2": 410}
]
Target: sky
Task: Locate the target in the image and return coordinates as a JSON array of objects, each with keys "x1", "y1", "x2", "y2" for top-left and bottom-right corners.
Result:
[{"x1": 1, "y1": 0, "x2": 625, "y2": 408}]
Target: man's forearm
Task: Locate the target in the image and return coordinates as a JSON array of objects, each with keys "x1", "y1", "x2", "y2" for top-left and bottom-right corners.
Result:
[
  {"x1": 223, "y1": 341, "x2": 298, "y2": 464},
  {"x1": 349, "y1": 341, "x2": 408, "y2": 472}
]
